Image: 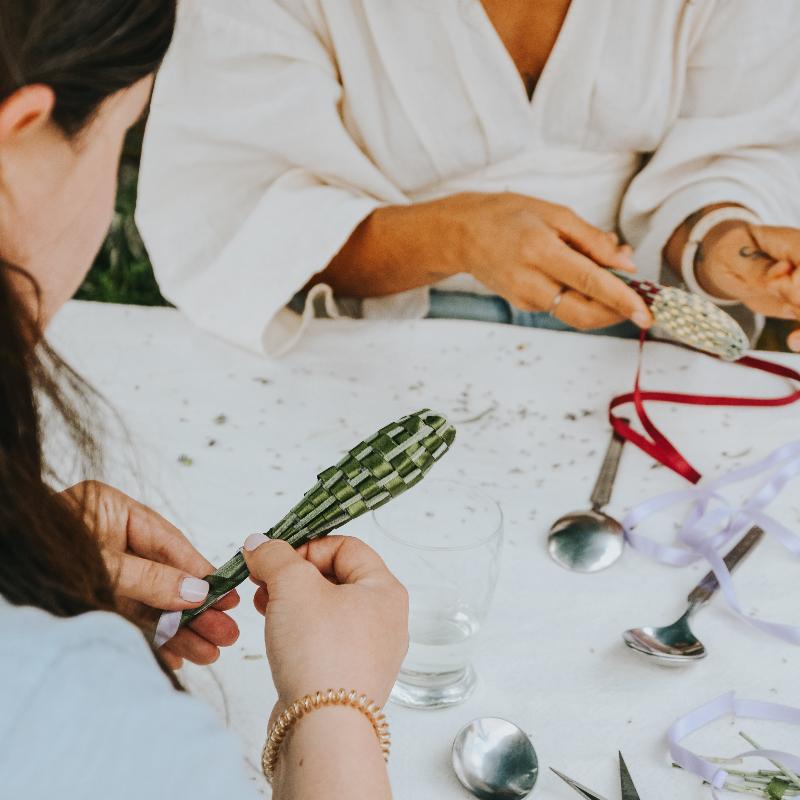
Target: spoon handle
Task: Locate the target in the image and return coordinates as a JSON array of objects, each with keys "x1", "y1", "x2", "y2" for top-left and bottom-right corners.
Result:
[
  {"x1": 590, "y1": 425, "x2": 628, "y2": 511},
  {"x1": 686, "y1": 526, "x2": 765, "y2": 605}
]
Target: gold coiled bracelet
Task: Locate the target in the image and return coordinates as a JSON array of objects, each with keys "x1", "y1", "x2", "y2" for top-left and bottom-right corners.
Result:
[{"x1": 261, "y1": 688, "x2": 391, "y2": 781}]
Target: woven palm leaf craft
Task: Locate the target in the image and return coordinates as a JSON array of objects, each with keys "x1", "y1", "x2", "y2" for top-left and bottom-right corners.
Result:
[
  {"x1": 180, "y1": 409, "x2": 456, "y2": 626},
  {"x1": 613, "y1": 271, "x2": 750, "y2": 361}
]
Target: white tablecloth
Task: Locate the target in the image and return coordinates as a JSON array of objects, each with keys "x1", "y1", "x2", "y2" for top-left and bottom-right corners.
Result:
[{"x1": 50, "y1": 301, "x2": 800, "y2": 799}]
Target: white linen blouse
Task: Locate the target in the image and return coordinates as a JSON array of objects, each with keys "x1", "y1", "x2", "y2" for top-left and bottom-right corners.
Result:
[
  {"x1": 0, "y1": 599, "x2": 258, "y2": 799},
  {"x1": 137, "y1": 0, "x2": 800, "y2": 355}
]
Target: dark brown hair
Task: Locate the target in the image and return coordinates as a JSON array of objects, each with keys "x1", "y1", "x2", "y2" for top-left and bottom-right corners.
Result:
[{"x1": 0, "y1": 1, "x2": 175, "y2": 631}]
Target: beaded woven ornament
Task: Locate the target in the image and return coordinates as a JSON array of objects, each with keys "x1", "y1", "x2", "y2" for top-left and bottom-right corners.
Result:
[
  {"x1": 180, "y1": 409, "x2": 456, "y2": 626},
  {"x1": 614, "y1": 271, "x2": 750, "y2": 361}
]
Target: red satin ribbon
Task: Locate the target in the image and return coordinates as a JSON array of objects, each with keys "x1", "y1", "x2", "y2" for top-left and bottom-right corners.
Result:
[{"x1": 609, "y1": 332, "x2": 800, "y2": 483}]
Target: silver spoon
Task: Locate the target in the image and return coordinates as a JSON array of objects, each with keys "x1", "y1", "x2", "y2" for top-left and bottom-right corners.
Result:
[
  {"x1": 548, "y1": 426, "x2": 628, "y2": 573},
  {"x1": 623, "y1": 525, "x2": 765, "y2": 665},
  {"x1": 452, "y1": 717, "x2": 539, "y2": 800}
]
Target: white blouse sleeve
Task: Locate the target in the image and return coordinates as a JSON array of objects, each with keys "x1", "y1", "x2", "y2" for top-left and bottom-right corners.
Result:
[
  {"x1": 137, "y1": 0, "x2": 406, "y2": 355},
  {"x1": 0, "y1": 612, "x2": 259, "y2": 800},
  {"x1": 619, "y1": 0, "x2": 800, "y2": 282}
]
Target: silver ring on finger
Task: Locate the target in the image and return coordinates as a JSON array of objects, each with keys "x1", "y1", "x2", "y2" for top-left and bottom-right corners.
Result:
[{"x1": 547, "y1": 287, "x2": 567, "y2": 317}]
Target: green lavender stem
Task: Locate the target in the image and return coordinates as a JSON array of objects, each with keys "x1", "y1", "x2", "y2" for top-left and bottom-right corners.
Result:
[
  {"x1": 180, "y1": 409, "x2": 456, "y2": 626},
  {"x1": 739, "y1": 732, "x2": 800, "y2": 790}
]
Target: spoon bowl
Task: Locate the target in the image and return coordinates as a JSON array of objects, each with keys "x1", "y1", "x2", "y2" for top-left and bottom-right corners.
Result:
[
  {"x1": 452, "y1": 717, "x2": 539, "y2": 800},
  {"x1": 621, "y1": 527, "x2": 765, "y2": 666},
  {"x1": 548, "y1": 509, "x2": 625, "y2": 573},
  {"x1": 623, "y1": 608, "x2": 707, "y2": 665},
  {"x1": 547, "y1": 427, "x2": 628, "y2": 573}
]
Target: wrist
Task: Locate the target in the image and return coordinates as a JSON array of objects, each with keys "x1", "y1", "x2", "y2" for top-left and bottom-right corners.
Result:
[
  {"x1": 422, "y1": 195, "x2": 472, "y2": 278},
  {"x1": 693, "y1": 222, "x2": 749, "y2": 301},
  {"x1": 373, "y1": 200, "x2": 462, "y2": 280},
  {"x1": 680, "y1": 206, "x2": 761, "y2": 304},
  {"x1": 267, "y1": 692, "x2": 390, "y2": 784},
  {"x1": 275, "y1": 674, "x2": 390, "y2": 713}
]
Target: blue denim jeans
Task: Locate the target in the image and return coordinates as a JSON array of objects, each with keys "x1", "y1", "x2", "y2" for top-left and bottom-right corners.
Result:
[{"x1": 427, "y1": 290, "x2": 640, "y2": 339}]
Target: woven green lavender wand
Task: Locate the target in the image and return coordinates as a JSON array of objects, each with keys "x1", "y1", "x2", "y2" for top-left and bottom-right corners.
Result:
[{"x1": 176, "y1": 409, "x2": 455, "y2": 630}]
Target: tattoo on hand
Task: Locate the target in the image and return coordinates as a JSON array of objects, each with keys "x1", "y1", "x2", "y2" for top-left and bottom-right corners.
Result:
[
  {"x1": 739, "y1": 246, "x2": 772, "y2": 262},
  {"x1": 694, "y1": 242, "x2": 705, "y2": 267}
]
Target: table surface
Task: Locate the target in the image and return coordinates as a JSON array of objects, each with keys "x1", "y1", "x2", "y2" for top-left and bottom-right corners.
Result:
[{"x1": 50, "y1": 301, "x2": 800, "y2": 799}]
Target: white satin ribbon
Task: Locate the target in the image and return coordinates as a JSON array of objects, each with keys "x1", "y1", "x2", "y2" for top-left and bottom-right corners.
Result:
[
  {"x1": 622, "y1": 441, "x2": 800, "y2": 644},
  {"x1": 669, "y1": 693, "x2": 800, "y2": 798},
  {"x1": 153, "y1": 610, "x2": 181, "y2": 648}
]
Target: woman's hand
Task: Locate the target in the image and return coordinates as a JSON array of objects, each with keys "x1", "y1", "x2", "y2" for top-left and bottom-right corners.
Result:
[
  {"x1": 440, "y1": 192, "x2": 653, "y2": 330},
  {"x1": 694, "y1": 221, "x2": 800, "y2": 351},
  {"x1": 321, "y1": 192, "x2": 653, "y2": 331},
  {"x1": 61, "y1": 481, "x2": 239, "y2": 669},
  {"x1": 241, "y1": 535, "x2": 408, "y2": 708}
]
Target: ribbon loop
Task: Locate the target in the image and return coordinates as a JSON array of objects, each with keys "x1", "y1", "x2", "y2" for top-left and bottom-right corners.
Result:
[
  {"x1": 622, "y1": 441, "x2": 800, "y2": 645},
  {"x1": 670, "y1": 693, "x2": 800, "y2": 798},
  {"x1": 610, "y1": 333, "x2": 800, "y2": 483}
]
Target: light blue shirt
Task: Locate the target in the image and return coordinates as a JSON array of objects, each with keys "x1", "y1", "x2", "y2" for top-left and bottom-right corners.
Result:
[{"x1": 0, "y1": 599, "x2": 259, "y2": 799}]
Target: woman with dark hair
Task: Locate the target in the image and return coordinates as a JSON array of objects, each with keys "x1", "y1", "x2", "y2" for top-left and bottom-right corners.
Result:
[{"x1": 0, "y1": 3, "x2": 407, "y2": 798}]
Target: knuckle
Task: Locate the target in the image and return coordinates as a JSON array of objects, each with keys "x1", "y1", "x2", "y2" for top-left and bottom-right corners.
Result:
[
  {"x1": 574, "y1": 271, "x2": 596, "y2": 296},
  {"x1": 142, "y1": 560, "x2": 166, "y2": 594},
  {"x1": 522, "y1": 234, "x2": 556, "y2": 265},
  {"x1": 340, "y1": 535, "x2": 365, "y2": 558},
  {"x1": 265, "y1": 539, "x2": 293, "y2": 555},
  {"x1": 285, "y1": 559, "x2": 316, "y2": 582},
  {"x1": 517, "y1": 226, "x2": 545, "y2": 260}
]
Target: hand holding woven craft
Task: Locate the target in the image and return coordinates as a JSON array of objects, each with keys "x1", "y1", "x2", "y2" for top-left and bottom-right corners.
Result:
[
  {"x1": 613, "y1": 271, "x2": 750, "y2": 361},
  {"x1": 180, "y1": 409, "x2": 456, "y2": 626}
]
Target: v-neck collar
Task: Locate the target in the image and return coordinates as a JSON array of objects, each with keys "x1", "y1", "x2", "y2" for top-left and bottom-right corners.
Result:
[{"x1": 472, "y1": 0, "x2": 580, "y2": 112}]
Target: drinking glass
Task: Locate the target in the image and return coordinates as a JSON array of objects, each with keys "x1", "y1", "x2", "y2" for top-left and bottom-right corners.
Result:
[{"x1": 371, "y1": 480, "x2": 503, "y2": 709}]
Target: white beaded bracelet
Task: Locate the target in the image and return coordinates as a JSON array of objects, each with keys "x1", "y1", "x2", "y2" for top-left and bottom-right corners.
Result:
[{"x1": 680, "y1": 207, "x2": 762, "y2": 306}]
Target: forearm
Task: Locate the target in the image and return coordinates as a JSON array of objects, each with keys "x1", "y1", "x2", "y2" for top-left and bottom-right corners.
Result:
[
  {"x1": 271, "y1": 706, "x2": 392, "y2": 800},
  {"x1": 311, "y1": 201, "x2": 459, "y2": 297}
]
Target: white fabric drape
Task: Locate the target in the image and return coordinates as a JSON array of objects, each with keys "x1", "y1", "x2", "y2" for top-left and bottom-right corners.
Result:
[{"x1": 137, "y1": 0, "x2": 800, "y2": 355}]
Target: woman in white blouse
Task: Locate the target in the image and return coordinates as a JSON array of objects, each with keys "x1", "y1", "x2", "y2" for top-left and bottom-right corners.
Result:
[{"x1": 138, "y1": 0, "x2": 800, "y2": 355}]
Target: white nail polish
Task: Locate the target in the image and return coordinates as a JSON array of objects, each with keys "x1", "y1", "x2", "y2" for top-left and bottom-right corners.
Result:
[
  {"x1": 243, "y1": 533, "x2": 269, "y2": 552},
  {"x1": 180, "y1": 577, "x2": 209, "y2": 603}
]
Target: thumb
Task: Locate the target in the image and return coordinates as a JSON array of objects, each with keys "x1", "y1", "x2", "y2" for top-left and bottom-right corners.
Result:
[
  {"x1": 241, "y1": 535, "x2": 309, "y2": 587},
  {"x1": 750, "y1": 225, "x2": 800, "y2": 263}
]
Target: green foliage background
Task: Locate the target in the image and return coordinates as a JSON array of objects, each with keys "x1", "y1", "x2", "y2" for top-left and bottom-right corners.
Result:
[{"x1": 76, "y1": 124, "x2": 168, "y2": 308}]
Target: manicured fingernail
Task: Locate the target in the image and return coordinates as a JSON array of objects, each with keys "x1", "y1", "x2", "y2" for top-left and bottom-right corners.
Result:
[
  {"x1": 180, "y1": 577, "x2": 209, "y2": 603},
  {"x1": 619, "y1": 252, "x2": 637, "y2": 270},
  {"x1": 789, "y1": 334, "x2": 800, "y2": 352},
  {"x1": 634, "y1": 311, "x2": 651, "y2": 328},
  {"x1": 243, "y1": 533, "x2": 269, "y2": 552}
]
